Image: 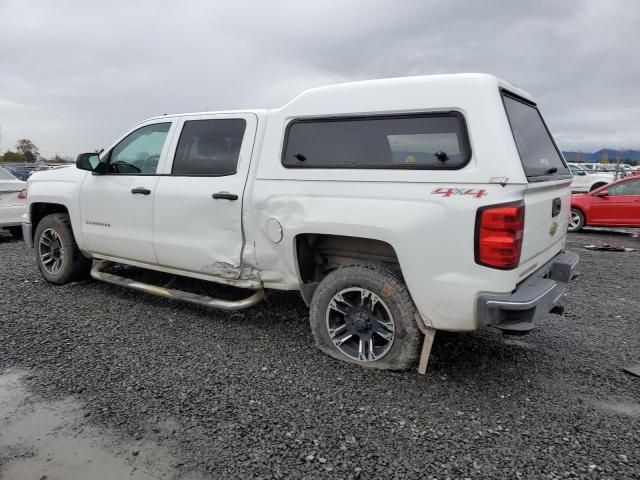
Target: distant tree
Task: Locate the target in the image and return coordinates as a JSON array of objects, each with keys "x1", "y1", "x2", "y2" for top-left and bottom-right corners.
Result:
[
  {"x1": 0, "y1": 150, "x2": 27, "y2": 163},
  {"x1": 600, "y1": 150, "x2": 609, "y2": 164},
  {"x1": 46, "y1": 154, "x2": 73, "y2": 164},
  {"x1": 15, "y1": 138, "x2": 39, "y2": 162}
]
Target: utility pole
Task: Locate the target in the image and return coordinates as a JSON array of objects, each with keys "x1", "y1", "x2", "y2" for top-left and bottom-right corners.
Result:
[{"x1": 615, "y1": 149, "x2": 623, "y2": 180}]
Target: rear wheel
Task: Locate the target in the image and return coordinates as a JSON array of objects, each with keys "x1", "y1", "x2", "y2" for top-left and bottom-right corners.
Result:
[
  {"x1": 34, "y1": 213, "x2": 92, "y2": 284},
  {"x1": 309, "y1": 264, "x2": 422, "y2": 370},
  {"x1": 568, "y1": 208, "x2": 585, "y2": 232}
]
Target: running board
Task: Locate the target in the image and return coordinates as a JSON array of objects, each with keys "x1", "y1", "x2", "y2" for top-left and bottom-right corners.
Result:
[{"x1": 90, "y1": 261, "x2": 265, "y2": 311}]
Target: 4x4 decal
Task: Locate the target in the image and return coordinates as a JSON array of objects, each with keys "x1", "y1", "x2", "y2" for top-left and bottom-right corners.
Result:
[{"x1": 431, "y1": 187, "x2": 487, "y2": 198}]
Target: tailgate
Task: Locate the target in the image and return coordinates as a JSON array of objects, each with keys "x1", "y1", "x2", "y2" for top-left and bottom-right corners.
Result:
[
  {"x1": 0, "y1": 182, "x2": 24, "y2": 207},
  {"x1": 518, "y1": 179, "x2": 572, "y2": 279}
]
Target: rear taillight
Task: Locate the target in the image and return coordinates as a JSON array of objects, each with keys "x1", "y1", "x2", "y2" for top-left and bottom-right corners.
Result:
[
  {"x1": 18, "y1": 188, "x2": 27, "y2": 199},
  {"x1": 475, "y1": 201, "x2": 525, "y2": 270}
]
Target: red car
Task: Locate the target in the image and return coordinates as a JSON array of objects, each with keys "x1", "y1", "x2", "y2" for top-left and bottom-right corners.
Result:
[{"x1": 569, "y1": 176, "x2": 640, "y2": 232}]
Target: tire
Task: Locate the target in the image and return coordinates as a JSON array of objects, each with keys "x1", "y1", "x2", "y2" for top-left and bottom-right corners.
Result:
[
  {"x1": 7, "y1": 226, "x2": 23, "y2": 239},
  {"x1": 568, "y1": 208, "x2": 585, "y2": 232},
  {"x1": 34, "y1": 213, "x2": 92, "y2": 284},
  {"x1": 309, "y1": 263, "x2": 423, "y2": 370},
  {"x1": 589, "y1": 182, "x2": 607, "y2": 192}
]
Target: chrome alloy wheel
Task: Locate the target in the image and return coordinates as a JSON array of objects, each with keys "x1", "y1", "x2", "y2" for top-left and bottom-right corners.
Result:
[
  {"x1": 325, "y1": 287, "x2": 395, "y2": 362},
  {"x1": 38, "y1": 228, "x2": 65, "y2": 274},
  {"x1": 568, "y1": 211, "x2": 581, "y2": 231}
]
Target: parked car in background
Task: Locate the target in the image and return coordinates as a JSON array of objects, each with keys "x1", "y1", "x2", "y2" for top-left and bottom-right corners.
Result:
[
  {"x1": 580, "y1": 163, "x2": 609, "y2": 173},
  {"x1": 3, "y1": 165, "x2": 32, "y2": 181},
  {"x1": 581, "y1": 163, "x2": 628, "y2": 176},
  {"x1": 0, "y1": 166, "x2": 27, "y2": 237},
  {"x1": 567, "y1": 163, "x2": 613, "y2": 192},
  {"x1": 569, "y1": 175, "x2": 640, "y2": 232}
]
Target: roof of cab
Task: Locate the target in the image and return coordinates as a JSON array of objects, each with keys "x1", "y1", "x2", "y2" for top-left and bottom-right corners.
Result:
[{"x1": 143, "y1": 73, "x2": 532, "y2": 124}]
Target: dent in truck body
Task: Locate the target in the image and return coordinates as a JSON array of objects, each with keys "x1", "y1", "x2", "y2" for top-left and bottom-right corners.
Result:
[{"x1": 202, "y1": 261, "x2": 242, "y2": 279}]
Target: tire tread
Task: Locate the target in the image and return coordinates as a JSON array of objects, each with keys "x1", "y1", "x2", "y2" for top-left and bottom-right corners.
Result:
[
  {"x1": 309, "y1": 263, "x2": 423, "y2": 371},
  {"x1": 34, "y1": 213, "x2": 92, "y2": 284}
]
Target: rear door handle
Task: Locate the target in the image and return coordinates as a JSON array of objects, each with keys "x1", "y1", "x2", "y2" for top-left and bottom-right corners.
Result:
[
  {"x1": 212, "y1": 192, "x2": 238, "y2": 200},
  {"x1": 131, "y1": 187, "x2": 151, "y2": 195}
]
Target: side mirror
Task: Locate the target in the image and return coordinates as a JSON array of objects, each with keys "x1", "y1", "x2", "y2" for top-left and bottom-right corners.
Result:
[
  {"x1": 577, "y1": 170, "x2": 586, "y2": 176},
  {"x1": 76, "y1": 153, "x2": 106, "y2": 173},
  {"x1": 593, "y1": 190, "x2": 608, "y2": 197}
]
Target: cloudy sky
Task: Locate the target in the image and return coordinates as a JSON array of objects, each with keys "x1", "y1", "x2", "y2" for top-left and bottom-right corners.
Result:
[{"x1": 1, "y1": 0, "x2": 638, "y2": 158}]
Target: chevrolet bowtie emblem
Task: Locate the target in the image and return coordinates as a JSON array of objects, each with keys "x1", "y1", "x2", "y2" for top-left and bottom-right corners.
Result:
[{"x1": 549, "y1": 221, "x2": 558, "y2": 236}]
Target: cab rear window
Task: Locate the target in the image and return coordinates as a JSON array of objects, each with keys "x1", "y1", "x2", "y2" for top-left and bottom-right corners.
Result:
[{"x1": 502, "y1": 92, "x2": 570, "y2": 181}]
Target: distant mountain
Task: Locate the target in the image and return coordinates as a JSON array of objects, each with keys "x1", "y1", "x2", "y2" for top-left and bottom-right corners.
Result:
[{"x1": 562, "y1": 149, "x2": 640, "y2": 163}]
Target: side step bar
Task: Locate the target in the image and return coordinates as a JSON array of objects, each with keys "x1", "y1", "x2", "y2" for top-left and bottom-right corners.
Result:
[{"x1": 90, "y1": 261, "x2": 265, "y2": 311}]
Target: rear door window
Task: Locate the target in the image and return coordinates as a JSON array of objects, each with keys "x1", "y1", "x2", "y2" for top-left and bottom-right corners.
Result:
[
  {"x1": 502, "y1": 93, "x2": 570, "y2": 180},
  {"x1": 282, "y1": 113, "x2": 470, "y2": 169},
  {"x1": 172, "y1": 119, "x2": 247, "y2": 176}
]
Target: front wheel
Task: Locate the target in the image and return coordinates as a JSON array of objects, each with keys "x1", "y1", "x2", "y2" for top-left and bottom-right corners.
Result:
[
  {"x1": 590, "y1": 182, "x2": 607, "y2": 192},
  {"x1": 34, "y1": 213, "x2": 92, "y2": 284},
  {"x1": 568, "y1": 208, "x2": 585, "y2": 232},
  {"x1": 309, "y1": 264, "x2": 423, "y2": 370}
]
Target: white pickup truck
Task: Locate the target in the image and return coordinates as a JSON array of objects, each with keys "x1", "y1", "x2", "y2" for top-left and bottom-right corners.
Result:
[
  {"x1": 22, "y1": 74, "x2": 579, "y2": 372},
  {"x1": 567, "y1": 162, "x2": 613, "y2": 192}
]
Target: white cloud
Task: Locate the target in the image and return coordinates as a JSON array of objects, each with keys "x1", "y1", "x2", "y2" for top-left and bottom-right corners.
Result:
[{"x1": 1, "y1": 0, "x2": 638, "y2": 156}]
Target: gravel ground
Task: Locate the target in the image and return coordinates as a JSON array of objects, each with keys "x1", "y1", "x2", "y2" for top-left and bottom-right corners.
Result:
[{"x1": 1, "y1": 229, "x2": 639, "y2": 479}]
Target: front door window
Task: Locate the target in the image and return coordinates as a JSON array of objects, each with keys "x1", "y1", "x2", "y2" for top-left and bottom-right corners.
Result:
[
  {"x1": 608, "y1": 179, "x2": 640, "y2": 196},
  {"x1": 108, "y1": 123, "x2": 171, "y2": 174}
]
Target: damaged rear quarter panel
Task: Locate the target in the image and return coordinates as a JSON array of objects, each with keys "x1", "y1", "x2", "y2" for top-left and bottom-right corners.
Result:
[{"x1": 247, "y1": 81, "x2": 531, "y2": 330}]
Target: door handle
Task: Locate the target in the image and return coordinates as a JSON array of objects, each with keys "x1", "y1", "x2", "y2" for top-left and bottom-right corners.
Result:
[
  {"x1": 212, "y1": 192, "x2": 238, "y2": 200},
  {"x1": 131, "y1": 187, "x2": 151, "y2": 195}
]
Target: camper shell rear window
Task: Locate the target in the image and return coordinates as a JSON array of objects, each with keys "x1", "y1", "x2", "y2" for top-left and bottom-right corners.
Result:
[{"x1": 501, "y1": 91, "x2": 570, "y2": 181}]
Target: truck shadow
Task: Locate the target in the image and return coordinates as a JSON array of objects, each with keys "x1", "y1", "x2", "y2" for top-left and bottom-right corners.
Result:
[{"x1": 0, "y1": 232, "x2": 21, "y2": 243}]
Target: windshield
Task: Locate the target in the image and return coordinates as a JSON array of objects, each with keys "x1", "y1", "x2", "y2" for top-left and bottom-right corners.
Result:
[
  {"x1": 502, "y1": 93, "x2": 570, "y2": 180},
  {"x1": 568, "y1": 164, "x2": 585, "y2": 175}
]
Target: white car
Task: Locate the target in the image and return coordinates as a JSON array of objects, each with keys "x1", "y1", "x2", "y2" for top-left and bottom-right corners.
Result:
[
  {"x1": 581, "y1": 162, "x2": 628, "y2": 178},
  {"x1": 22, "y1": 74, "x2": 579, "y2": 372},
  {"x1": 0, "y1": 166, "x2": 27, "y2": 237},
  {"x1": 567, "y1": 163, "x2": 613, "y2": 192}
]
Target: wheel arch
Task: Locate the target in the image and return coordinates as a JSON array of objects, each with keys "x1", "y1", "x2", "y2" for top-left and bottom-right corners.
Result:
[
  {"x1": 30, "y1": 203, "x2": 70, "y2": 243},
  {"x1": 570, "y1": 205, "x2": 587, "y2": 226},
  {"x1": 294, "y1": 233, "x2": 402, "y2": 305},
  {"x1": 589, "y1": 181, "x2": 607, "y2": 192}
]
